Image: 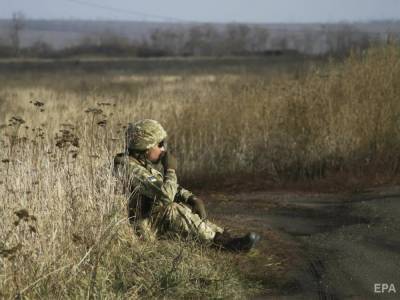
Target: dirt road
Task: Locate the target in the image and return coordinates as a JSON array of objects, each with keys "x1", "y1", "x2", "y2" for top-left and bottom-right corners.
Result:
[{"x1": 203, "y1": 186, "x2": 400, "y2": 299}]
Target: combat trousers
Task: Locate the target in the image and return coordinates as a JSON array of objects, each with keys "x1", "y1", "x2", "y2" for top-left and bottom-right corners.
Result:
[{"x1": 137, "y1": 202, "x2": 223, "y2": 241}]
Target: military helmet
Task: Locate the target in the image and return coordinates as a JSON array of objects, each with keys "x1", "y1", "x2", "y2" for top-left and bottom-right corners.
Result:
[{"x1": 125, "y1": 119, "x2": 167, "y2": 152}]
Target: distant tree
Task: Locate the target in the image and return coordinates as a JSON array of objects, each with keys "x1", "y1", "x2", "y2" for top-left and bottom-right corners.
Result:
[
  {"x1": 248, "y1": 26, "x2": 269, "y2": 53},
  {"x1": 184, "y1": 26, "x2": 203, "y2": 55},
  {"x1": 98, "y1": 30, "x2": 129, "y2": 47},
  {"x1": 302, "y1": 31, "x2": 316, "y2": 54},
  {"x1": 28, "y1": 40, "x2": 53, "y2": 57},
  {"x1": 0, "y1": 37, "x2": 13, "y2": 58},
  {"x1": 150, "y1": 28, "x2": 185, "y2": 55},
  {"x1": 324, "y1": 24, "x2": 377, "y2": 56},
  {"x1": 274, "y1": 35, "x2": 288, "y2": 51},
  {"x1": 9, "y1": 11, "x2": 25, "y2": 57},
  {"x1": 325, "y1": 24, "x2": 357, "y2": 56},
  {"x1": 336, "y1": 25, "x2": 354, "y2": 55},
  {"x1": 353, "y1": 31, "x2": 371, "y2": 52},
  {"x1": 385, "y1": 32, "x2": 400, "y2": 45},
  {"x1": 224, "y1": 24, "x2": 251, "y2": 54},
  {"x1": 184, "y1": 24, "x2": 221, "y2": 56},
  {"x1": 201, "y1": 25, "x2": 224, "y2": 56},
  {"x1": 98, "y1": 30, "x2": 135, "y2": 55}
]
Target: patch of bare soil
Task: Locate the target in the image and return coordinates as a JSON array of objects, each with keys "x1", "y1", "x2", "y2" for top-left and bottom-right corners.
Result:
[{"x1": 200, "y1": 186, "x2": 400, "y2": 299}]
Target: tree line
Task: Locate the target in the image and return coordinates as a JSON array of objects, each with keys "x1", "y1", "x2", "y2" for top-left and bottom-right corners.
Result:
[{"x1": 1, "y1": 13, "x2": 398, "y2": 59}]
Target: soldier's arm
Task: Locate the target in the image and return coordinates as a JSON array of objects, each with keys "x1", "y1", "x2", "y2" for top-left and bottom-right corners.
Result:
[{"x1": 129, "y1": 164, "x2": 178, "y2": 205}]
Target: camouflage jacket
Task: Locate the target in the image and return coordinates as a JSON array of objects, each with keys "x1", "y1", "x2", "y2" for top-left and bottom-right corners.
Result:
[{"x1": 113, "y1": 153, "x2": 193, "y2": 208}]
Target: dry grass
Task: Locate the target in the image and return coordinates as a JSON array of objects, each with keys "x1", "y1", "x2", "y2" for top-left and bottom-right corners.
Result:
[
  {"x1": 0, "y1": 78, "x2": 263, "y2": 297},
  {"x1": 0, "y1": 111, "x2": 258, "y2": 298},
  {"x1": 1, "y1": 45, "x2": 400, "y2": 298}
]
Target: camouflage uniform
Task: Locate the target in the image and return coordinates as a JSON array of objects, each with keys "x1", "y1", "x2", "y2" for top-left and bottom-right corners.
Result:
[{"x1": 114, "y1": 119, "x2": 223, "y2": 241}]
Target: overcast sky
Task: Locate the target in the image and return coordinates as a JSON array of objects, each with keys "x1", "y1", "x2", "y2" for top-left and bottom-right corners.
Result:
[{"x1": 1, "y1": 0, "x2": 399, "y2": 23}]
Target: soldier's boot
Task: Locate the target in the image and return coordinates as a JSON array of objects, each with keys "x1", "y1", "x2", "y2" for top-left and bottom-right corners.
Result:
[{"x1": 213, "y1": 231, "x2": 260, "y2": 252}]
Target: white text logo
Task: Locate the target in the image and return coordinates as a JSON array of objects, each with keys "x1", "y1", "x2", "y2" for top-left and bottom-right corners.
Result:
[{"x1": 374, "y1": 283, "x2": 396, "y2": 294}]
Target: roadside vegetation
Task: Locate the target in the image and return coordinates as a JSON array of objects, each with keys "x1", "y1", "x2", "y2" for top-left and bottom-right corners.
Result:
[{"x1": 1, "y1": 44, "x2": 400, "y2": 298}]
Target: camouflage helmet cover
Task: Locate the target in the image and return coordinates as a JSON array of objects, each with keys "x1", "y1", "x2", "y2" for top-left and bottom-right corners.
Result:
[{"x1": 126, "y1": 119, "x2": 167, "y2": 151}]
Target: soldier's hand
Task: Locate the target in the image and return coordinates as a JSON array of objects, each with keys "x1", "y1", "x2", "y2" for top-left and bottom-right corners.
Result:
[
  {"x1": 161, "y1": 151, "x2": 177, "y2": 171},
  {"x1": 188, "y1": 196, "x2": 207, "y2": 220}
]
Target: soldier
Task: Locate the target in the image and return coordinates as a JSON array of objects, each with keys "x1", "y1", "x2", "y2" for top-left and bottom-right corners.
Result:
[{"x1": 113, "y1": 119, "x2": 260, "y2": 251}]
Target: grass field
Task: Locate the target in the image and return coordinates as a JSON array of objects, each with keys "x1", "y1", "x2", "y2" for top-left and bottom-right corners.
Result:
[{"x1": 1, "y1": 46, "x2": 400, "y2": 298}]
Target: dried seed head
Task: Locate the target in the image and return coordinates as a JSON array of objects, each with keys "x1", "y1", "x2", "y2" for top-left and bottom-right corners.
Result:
[
  {"x1": 61, "y1": 123, "x2": 75, "y2": 130},
  {"x1": 0, "y1": 243, "x2": 22, "y2": 258},
  {"x1": 55, "y1": 129, "x2": 80, "y2": 149},
  {"x1": 69, "y1": 150, "x2": 79, "y2": 159},
  {"x1": 84, "y1": 108, "x2": 103, "y2": 115},
  {"x1": 18, "y1": 137, "x2": 28, "y2": 143},
  {"x1": 97, "y1": 102, "x2": 112, "y2": 106},
  {"x1": 97, "y1": 120, "x2": 107, "y2": 127},
  {"x1": 15, "y1": 209, "x2": 30, "y2": 220},
  {"x1": 72, "y1": 233, "x2": 83, "y2": 244},
  {"x1": 9, "y1": 116, "x2": 26, "y2": 126},
  {"x1": 32, "y1": 101, "x2": 45, "y2": 107},
  {"x1": 29, "y1": 225, "x2": 37, "y2": 233}
]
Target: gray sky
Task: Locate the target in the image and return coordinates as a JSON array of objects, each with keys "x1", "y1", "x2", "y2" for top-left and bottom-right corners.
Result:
[{"x1": 1, "y1": 0, "x2": 399, "y2": 23}]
